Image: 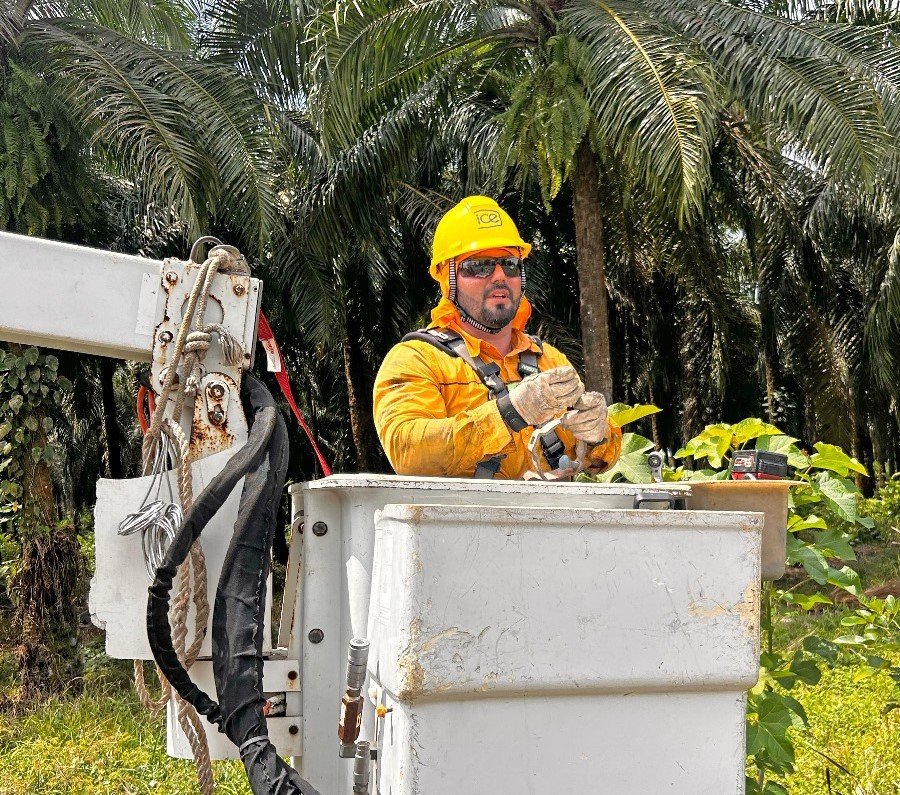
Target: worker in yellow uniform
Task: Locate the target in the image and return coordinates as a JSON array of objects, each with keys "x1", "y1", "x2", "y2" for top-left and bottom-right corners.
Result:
[{"x1": 373, "y1": 196, "x2": 622, "y2": 479}]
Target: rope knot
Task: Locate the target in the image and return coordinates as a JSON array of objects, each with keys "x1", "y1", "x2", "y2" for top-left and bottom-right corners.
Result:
[{"x1": 184, "y1": 330, "x2": 212, "y2": 355}]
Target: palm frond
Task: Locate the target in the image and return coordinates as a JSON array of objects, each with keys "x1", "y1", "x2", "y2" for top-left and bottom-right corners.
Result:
[
  {"x1": 68, "y1": 0, "x2": 193, "y2": 46},
  {"x1": 198, "y1": 0, "x2": 310, "y2": 102},
  {"x1": 562, "y1": 0, "x2": 719, "y2": 219},
  {"x1": 864, "y1": 230, "x2": 900, "y2": 389},
  {"x1": 0, "y1": 1, "x2": 24, "y2": 46},
  {"x1": 647, "y1": 0, "x2": 897, "y2": 183},
  {"x1": 311, "y1": 0, "x2": 496, "y2": 146},
  {"x1": 26, "y1": 0, "x2": 193, "y2": 46},
  {"x1": 24, "y1": 19, "x2": 278, "y2": 251}
]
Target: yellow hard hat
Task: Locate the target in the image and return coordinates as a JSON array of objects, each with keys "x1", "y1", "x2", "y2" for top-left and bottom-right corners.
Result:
[{"x1": 430, "y1": 196, "x2": 532, "y2": 276}]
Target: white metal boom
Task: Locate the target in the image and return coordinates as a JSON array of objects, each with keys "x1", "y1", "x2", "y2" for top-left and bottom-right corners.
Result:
[{"x1": 0, "y1": 230, "x2": 167, "y2": 360}]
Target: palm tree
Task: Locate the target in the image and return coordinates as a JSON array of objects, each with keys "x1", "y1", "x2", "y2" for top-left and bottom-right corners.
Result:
[
  {"x1": 306, "y1": 0, "x2": 898, "y2": 399},
  {"x1": 132, "y1": 0, "x2": 900, "y2": 475},
  {"x1": 1, "y1": 0, "x2": 277, "y2": 248}
]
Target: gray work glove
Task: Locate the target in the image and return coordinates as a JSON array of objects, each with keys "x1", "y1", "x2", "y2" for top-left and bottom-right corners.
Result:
[
  {"x1": 506, "y1": 366, "x2": 584, "y2": 427},
  {"x1": 561, "y1": 391, "x2": 608, "y2": 445}
]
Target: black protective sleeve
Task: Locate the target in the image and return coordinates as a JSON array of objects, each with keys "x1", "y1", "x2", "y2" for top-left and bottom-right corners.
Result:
[{"x1": 146, "y1": 375, "x2": 277, "y2": 726}]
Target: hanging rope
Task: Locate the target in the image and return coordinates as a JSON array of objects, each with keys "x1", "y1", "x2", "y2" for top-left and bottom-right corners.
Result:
[{"x1": 132, "y1": 245, "x2": 247, "y2": 794}]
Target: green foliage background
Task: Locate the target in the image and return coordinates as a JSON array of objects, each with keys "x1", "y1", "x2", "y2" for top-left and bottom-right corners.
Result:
[{"x1": 0, "y1": 0, "x2": 898, "y2": 792}]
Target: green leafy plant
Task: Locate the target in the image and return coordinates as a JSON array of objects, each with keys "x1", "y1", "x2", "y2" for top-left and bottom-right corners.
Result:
[
  {"x1": 0, "y1": 347, "x2": 71, "y2": 527},
  {"x1": 860, "y1": 476, "x2": 900, "y2": 544},
  {"x1": 588, "y1": 403, "x2": 660, "y2": 482}
]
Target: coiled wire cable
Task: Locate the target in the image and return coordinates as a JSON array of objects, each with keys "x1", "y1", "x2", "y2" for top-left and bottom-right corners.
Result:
[{"x1": 119, "y1": 432, "x2": 184, "y2": 578}]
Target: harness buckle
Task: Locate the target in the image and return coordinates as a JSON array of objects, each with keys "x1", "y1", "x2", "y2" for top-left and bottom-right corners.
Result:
[{"x1": 477, "y1": 362, "x2": 506, "y2": 397}]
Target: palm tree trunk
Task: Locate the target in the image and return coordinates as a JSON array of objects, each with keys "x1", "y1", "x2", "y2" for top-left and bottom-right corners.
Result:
[
  {"x1": 764, "y1": 359, "x2": 777, "y2": 424},
  {"x1": 850, "y1": 393, "x2": 875, "y2": 496},
  {"x1": 7, "y1": 345, "x2": 83, "y2": 699},
  {"x1": 572, "y1": 139, "x2": 613, "y2": 398},
  {"x1": 649, "y1": 381, "x2": 661, "y2": 449},
  {"x1": 99, "y1": 358, "x2": 123, "y2": 478},
  {"x1": 340, "y1": 317, "x2": 379, "y2": 471}
]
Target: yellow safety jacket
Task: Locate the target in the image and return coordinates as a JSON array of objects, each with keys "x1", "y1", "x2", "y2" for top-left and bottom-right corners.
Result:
[{"x1": 373, "y1": 319, "x2": 622, "y2": 479}]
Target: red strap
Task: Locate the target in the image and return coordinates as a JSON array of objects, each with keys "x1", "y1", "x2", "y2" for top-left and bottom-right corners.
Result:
[{"x1": 257, "y1": 312, "x2": 333, "y2": 477}]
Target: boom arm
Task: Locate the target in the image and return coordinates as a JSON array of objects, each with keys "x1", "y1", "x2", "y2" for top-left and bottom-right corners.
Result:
[
  {"x1": 0, "y1": 230, "x2": 260, "y2": 366},
  {"x1": 0, "y1": 230, "x2": 262, "y2": 461},
  {"x1": 0, "y1": 230, "x2": 169, "y2": 360}
]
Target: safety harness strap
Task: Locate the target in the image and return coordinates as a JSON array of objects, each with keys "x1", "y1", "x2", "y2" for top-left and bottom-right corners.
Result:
[
  {"x1": 401, "y1": 328, "x2": 566, "y2": 476},
  {"x1": 473, "y1": 456, "x2": 504, "y2": 479}
]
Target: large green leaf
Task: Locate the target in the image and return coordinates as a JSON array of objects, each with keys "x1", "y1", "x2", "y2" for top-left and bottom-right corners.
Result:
[
  {"x1": 595, "y1": 432, "x2": 654, "y2": 483},
  {"x1": 809, "y1": 442, "x2": 868, "y2": 477},
  {"x1": 746, "y1": 691, "x2": 800, "y2": 773},
  {"x1": 746, "y1": 778, "x2": 789, "y2": 795},
  {"x1": 780, "y1": 591, "x2": 832, "y2": 611},
  {"x1": 814, "y1": 472, "x2": 870, "y2": 526},
  {"x1": 674, "y1": 423, "x2": 732, "y2": 468},
  {"x1": 826, "y1": 565, "x2": 864, "y2": 598},
  {"x1": 606, "y1": 402, "x2": 661, "y2": 427},
  {"x1": 788, "y1": 655, "x2": 821, "y2": 687},
  {"x1": 756, "y1": 434, "x2": 810, "y2": 470},
  {"x1": 786, "y1": 535, "x2": 829, "y2": 584},
  {"x1": 803, "y1": 636, "x2": 840, "y2": 665},
  {"x1": 811, "y1": 528, "x2": 856, "y2": 560},
  {"x1": 787, "y1": 513, "x2": 827, "y2": 533},
  {"x1": 730, "y1": 418, "x2": 783, "y2": 445}
]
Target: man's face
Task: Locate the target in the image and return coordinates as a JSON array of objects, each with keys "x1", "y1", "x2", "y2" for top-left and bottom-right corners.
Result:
[{"x1": 454, "y1": 254, "x2": 523, "y2": 330}]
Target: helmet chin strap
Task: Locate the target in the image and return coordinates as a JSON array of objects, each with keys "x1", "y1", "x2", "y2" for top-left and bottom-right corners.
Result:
[
  {"x1": 457, "y1": 307, "x2": 505, "y2": 334},
  {"x1": 448, "y1": 258, "x2": 527, "y2": 335}
]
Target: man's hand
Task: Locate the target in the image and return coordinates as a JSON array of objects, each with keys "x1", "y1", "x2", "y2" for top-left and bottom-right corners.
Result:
[
  {"x1": 506, "y1": 366, "x2": 584, "y2": 427},
  {"x1": 561, "y1": 391, "x2": 608, "y2": 445}
]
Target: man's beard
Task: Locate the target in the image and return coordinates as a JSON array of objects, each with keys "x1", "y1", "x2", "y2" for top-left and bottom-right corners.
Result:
[{"x1": 459, "y1": 283, "x2": 521, "y2": 330}]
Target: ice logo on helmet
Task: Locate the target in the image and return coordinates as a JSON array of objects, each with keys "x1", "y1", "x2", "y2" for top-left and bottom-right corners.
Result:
[{"x1": 474, "y1": 209, "x2": 502, "y2": 228}]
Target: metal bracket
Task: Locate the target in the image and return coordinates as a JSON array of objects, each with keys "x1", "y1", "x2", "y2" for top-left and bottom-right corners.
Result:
[
  {"x1": 632, "y1": 492, "x2": 679, "y2": 510},
  {"x1": 150, "y1": 258, "x2": 261, "y2": 460},
  {"x1": 190, "y1": 372, "x2": 246, "y2": 459}
]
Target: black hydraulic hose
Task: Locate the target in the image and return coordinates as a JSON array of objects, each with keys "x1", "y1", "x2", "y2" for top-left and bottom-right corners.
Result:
[
  {"x1": 146, "y1": 374, "x2": 275, "y2": 724},
  {"x1": 146, "y1": 374, "x2": 320, "y2": 795},
  {"x1": 211, "y1": 378, "x2": 319, "y2": 795}
]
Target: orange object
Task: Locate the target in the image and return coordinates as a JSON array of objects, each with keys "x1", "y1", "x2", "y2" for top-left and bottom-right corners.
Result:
[
  {"x1": 136, "y1": 385, "x2": 156, "y2": 435},
  {"x1": 338, "y1": 692, "x2": 364, "y2": 744}
]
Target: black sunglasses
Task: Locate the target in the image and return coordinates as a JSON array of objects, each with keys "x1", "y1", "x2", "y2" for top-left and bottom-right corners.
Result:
[{"x1": 456, "y1": 256, "x2": 523, "y2": 279}]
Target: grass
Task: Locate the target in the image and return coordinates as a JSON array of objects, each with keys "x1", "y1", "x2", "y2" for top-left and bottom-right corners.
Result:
[
  {"x1": 0, "y1": 650, "x2": 253, "y2": 795},
  {"x1": 773, "y1": 540, "x2": 900, "y2": 652},
  {"x1": 766, "y1": 541, "x2": 900, "y2": 794},
  {"x1": 778, "y1": 666, "x2": 900, "y2": 795}
]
